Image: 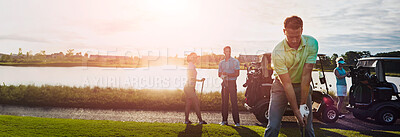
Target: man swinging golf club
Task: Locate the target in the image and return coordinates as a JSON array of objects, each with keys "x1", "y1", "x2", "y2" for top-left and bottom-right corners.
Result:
[{"x1": 264, "y1": 16, "x2": 318, "y2": 137}]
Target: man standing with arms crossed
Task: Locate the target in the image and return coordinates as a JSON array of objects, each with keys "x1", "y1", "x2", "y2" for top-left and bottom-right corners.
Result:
[
  {"x1": 264, "y1": 16, "x2": 318, "y2": 137},
  {"x1": 218, "y1": 46, "x2": 241, "y2": 127}
]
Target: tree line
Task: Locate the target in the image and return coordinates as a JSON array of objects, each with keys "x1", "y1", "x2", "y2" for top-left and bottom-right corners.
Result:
[
  {"x1": 0, "y1": 48, "x2": 88, "y2": 63},
  {"x1": 1, "y1": 48, "x2": 399, "y2": 70},
  {"x1": 316, "y1": 50, "x2": 400, "y2": 71}
]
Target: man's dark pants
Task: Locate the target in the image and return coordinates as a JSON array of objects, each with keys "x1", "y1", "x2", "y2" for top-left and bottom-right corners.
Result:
[{"x1": 221, "y1": 80, "x2": 240, "y2": 124}]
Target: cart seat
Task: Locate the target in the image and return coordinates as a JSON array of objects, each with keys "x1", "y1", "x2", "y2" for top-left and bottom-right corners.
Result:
[
  {"x1": 389, "y1": 83, "x2": 398, "y2": 94},
  {"x1": 374, "y1": 87, "x2": 392, "y2": 101}
]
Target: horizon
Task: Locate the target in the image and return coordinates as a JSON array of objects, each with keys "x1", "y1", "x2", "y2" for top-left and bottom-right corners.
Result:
[
  {"x1": 0, "y1": 50, "x2": 400, "y2": 58},
  {"x1": 1, "y1": 48, "x2": 398, "y2": 58},
  {"x1": 1, "y1": 0, "x2": 399, "y2": 57}
]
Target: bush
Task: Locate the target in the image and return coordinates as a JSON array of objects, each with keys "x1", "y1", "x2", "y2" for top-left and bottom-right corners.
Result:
[{"x1": 0, "y1": 85, "x2": 247, "y2": 111}]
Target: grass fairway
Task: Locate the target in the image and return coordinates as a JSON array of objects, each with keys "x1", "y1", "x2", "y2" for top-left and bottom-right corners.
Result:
[
  {"x1": 1, "y1": 115, "x2": 399, "y2": 137},
  {"x1": 0, "y1": 115, "x2": 264, "y2": 137}
]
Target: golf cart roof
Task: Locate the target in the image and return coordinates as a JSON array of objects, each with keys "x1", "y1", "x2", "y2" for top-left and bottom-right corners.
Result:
[
  {"x1": 357, "y1": 57, "x2": 400, "y2": 68},
  {"x1": 358, "y1": 57, "x2": 400, "y2": 61},
  {"x1": 316, "y1": 54, "x2": 327, "y2": 61}
]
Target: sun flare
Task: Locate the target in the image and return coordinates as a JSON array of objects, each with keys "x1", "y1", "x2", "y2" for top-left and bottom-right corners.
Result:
[{"x1": 143, "y1": 0, "x2": 190, "y2": 15}]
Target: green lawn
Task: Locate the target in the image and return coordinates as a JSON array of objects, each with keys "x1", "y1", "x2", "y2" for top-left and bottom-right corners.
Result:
[
  {"x1": 1, "y1": 115, "x2": 399, "y2": 137},
  {"x1": 0, "y1": 115, "x2": 264, "y2": 137}
]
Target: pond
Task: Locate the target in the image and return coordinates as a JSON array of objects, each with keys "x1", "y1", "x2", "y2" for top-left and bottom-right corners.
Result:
[{"x1": 1, "y1": 66, "x2": 398, "y2": 95}]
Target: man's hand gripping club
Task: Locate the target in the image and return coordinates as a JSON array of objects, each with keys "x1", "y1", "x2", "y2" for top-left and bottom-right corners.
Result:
[
  {"x1": 299, "y1": 104, "x2": 310, "y2": 124},
  {"x1": 278, "y1": 73, "x2": 307, "y2": 127}
]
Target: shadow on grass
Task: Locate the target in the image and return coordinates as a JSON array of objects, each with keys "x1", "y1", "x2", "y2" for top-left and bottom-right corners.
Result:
[
  {"x1": 230, "y1": 125, "x2": 261, "y2": 137},
  {"x1": 276, "y1": 121, "x2": 347, "y2": 137},
  {"x1": 316, "y1": 117, "x2": 400, "y2": 131},
  {"x1": 319, "y1": 128, "x2": 400, "y2": 137},
  {"x1": 277, "y1": 121, "x2": 400, "y2": 137},
  {"x1": 178, "y1": 124, "x2": 203, "y2": 137}
]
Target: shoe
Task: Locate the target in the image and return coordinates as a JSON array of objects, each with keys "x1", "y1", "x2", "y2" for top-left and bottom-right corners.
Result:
[
  {"x1": 339, "y1": 115, "x2": 345, "y2": 119},
  {"x1": 235, "y1": 123, "x2": 241, "y2": 127},
  {"x1": 219, "y1": 121, "x2": 228, "y2": 126},
  {"x1": 199, "y1": 121, "x2": 207, "y2": 125},
  {"x1": 184, "y1": 121, "x2": 192, "y2": 124}
]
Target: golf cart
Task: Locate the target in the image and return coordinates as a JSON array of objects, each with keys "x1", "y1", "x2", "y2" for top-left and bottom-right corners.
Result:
[
  {"x1": 243, "y1": 53, "x2": 339, "y2": 124},
  {"x1": 347, "y1": 57, "x2": 400, "y2": 125}
]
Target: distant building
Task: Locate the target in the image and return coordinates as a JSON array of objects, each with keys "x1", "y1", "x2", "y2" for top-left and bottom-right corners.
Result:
[
  {"x1": 49, "y1": 52, "x2": 65, "y2": 59},
  {"x1": 0, "y1": 53, "x2": 6, "y2": 58},
  {"x1": 10, "y1": 54, "x2": 21, "y2": 59},
  {"x1": 238, "y1": 55, "x2": 260, "y2": 63},
  {"x1": 89, "y1": 55, "x2": 133, "y2": 64},
  {"x1": 213, "y1": 54, "x2": 225, "y2": 62}
]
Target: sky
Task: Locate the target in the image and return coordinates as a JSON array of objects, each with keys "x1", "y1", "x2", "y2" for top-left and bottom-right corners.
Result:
[{"x1": 0, "y1": 0, "x2": 399, "y2": 57}]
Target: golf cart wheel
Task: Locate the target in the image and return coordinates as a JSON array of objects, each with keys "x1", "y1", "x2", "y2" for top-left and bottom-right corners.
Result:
[
  {"x1": 376, "y1": 108, "x2": 397, "y2": 125},
  {"x1": 321, "y1": 106, "x2": 339, "y2": 123},
  {"x1": 353, "y1": 111, "x2": 367, "y2": 120},
  {"x1": 255, "y1": 105, "x2": 269, "y2": 123}
]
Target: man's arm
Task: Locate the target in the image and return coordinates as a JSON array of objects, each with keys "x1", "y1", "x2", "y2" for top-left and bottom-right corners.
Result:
[
  {"x1": 196, "y1": 78, "x2": 205, "y2": 82},
  {"x1": 218, "y1": 62, "x2": 222, "y2": 77},
  {"x1": 222, "y1": 60, "x2": 240, "y2": 77},
  {"x1": 300, "y1": 63, "x2": 314, "y2": 104},
  {"x1": 302, "y1": 36, "x2": 318, "y2": 104},
  {"x1": 223, "y1": 70, "x2": 239, "y2": 77},
  {"x1": 279, "y1": 73, "x2": 305, "y2": 127}
]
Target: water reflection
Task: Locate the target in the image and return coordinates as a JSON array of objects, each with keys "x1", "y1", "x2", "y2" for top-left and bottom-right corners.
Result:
[{"x1": 1, "y1": 66, "x2": 399, "y2": 95}]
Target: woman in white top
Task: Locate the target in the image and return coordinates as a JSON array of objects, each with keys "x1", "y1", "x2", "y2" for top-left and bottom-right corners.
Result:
[{"x1": 184, "y1": 52, "x2": 207, "y2": 124}]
